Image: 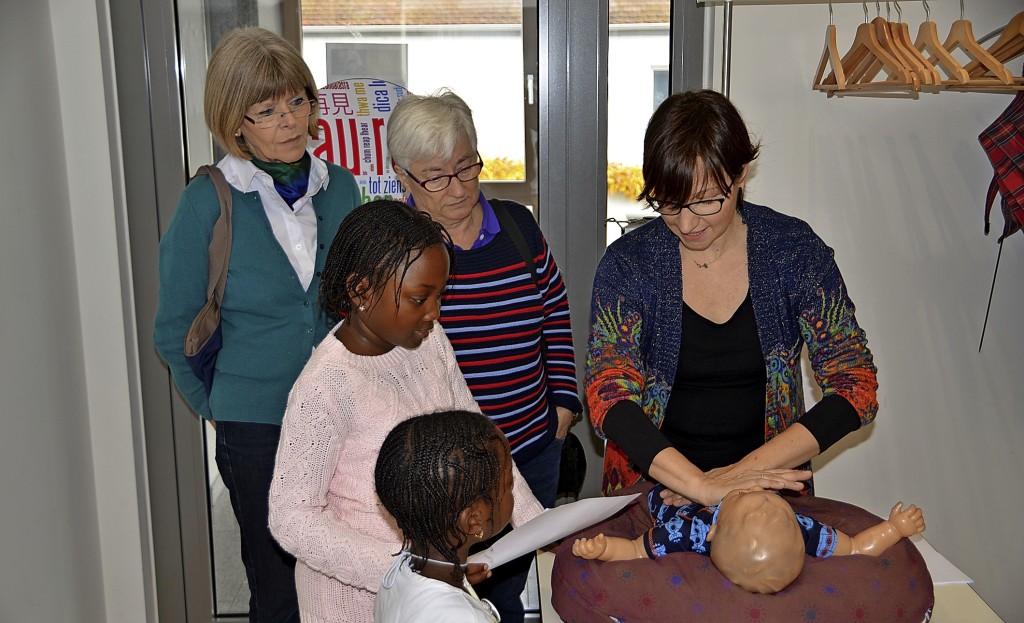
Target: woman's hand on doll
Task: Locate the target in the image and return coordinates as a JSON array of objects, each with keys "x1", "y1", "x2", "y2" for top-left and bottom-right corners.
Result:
[
  {"x1": 887, "y1": 502, "x2": 926, "y2": 537},
  {"x1": 694, "y1": 467, "x2": 812, "y2": 506},
  {"x1": 658, "y1": 487, "x2": 693, "y2": 507},
  {"x1": 464, "y1": 562, "x2": 491, "y2": 585}
]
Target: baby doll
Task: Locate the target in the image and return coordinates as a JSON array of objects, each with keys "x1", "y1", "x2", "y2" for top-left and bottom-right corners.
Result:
[
  {"x1": 374, "y1": 410, "x2": 516, "y2": 622},
  {"x1": 572, "y1": 484, "x2": 925, "y2": 594}
]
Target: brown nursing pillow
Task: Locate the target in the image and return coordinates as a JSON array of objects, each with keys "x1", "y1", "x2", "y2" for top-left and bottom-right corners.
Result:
[{"x1": 552, "y1": 482, "x2": 933, "y2": 622}]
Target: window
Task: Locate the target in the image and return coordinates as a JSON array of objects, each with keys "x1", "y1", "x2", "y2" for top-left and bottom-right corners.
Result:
[
  {"x1": 606, "y1": 3, "x2": 670, "y2": 245},
  {"x1": 301, "y1": 0, "x2": 539, "y2": 209}
]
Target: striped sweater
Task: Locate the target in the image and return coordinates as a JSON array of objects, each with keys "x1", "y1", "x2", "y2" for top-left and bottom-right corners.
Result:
[{"x1": 440, "y1": 199, "x2": 582, "y2": 465}]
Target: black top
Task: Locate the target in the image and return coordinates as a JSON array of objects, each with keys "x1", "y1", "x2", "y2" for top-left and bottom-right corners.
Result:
[
  {"x1": 603, "y1": 292, "x2": 861, "y2": 475},
  {"x1": 661, "y1": 294, "x2": 766, "y2": 471}
]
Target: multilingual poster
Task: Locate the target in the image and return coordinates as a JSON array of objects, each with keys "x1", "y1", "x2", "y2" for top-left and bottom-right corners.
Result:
[{"x1": 313, "y1": 79, "x2": 408, "y2": 204}]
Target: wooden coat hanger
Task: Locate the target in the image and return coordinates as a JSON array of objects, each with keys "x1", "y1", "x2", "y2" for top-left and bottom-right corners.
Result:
[
  {"x1": 966, "y1": 11, "x2": 1024, "y2": 78},
  {"x1": 840, "y1": 3, "x2": 914, "y2": 90},
  {"x1": 914, "y1": 1, "x2": 969, "y2": 84},
  {"x1": 890, "y1": 2, "x2": 941, "y2": 85},
  {"x1": 814, "y1": 3, "x2": 848, "y2": 92},
  {"x1": 865, "y1": 12, "x2": 922, "y2": 89},
  {"x1": 943, "y1": 1, "x2": 1013, "y2": 85}
]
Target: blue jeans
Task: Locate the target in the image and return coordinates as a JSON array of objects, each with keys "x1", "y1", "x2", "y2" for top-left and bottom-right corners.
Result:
[
  {"x1": 473, "y1": 436, "x2": 564, "y2": 623},
  {"x1": 214, "y1": 421, "x2": 299, "y2": 623}
]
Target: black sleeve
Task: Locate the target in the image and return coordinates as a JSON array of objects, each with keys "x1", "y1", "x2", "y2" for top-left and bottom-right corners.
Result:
[
  {"x1": 798, "y1": 394, "x2": 862, "y2": 453},
  {"x1": 601, "y1": 401, "x2": 674, "y2": 473}
]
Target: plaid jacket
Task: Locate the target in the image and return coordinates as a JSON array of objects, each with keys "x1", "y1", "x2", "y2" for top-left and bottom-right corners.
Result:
[{"x1": 979, "y1": 89, "x2": 1024, "y2": 241}]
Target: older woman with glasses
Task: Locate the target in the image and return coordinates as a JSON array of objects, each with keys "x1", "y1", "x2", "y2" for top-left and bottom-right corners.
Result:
[
  {"x1": 587, "y1": 89, "x2": 878, "y2": 507},
  {"x1": 153, "y1": 27, "x2": 360, "y2": 623},
  {"x1": 387, "y1": 89, "x2": 583, "y2": 623}
]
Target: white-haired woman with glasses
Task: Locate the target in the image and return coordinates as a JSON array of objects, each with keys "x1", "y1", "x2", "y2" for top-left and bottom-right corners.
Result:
[
  {"x1": 587, "y1": 89, "x2": 878, "y2": 507},
  {"x1": 387, "y1": 89, "x2": 583, "y2": 623},
  {"x1": 153, "y1": 27, "x2": 360, "y2": 623}
]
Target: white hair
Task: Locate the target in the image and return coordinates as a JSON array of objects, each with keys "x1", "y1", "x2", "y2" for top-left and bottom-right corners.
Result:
[{"x1": 387, "y1": 88, "x2": 478, "y2": 169}]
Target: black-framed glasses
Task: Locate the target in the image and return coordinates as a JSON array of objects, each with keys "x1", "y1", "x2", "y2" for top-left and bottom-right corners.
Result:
[
  {"x1": 402, "y1": 153, "x2": 485, "y2": 192},
  {"x1": 243, "y1": 97, "x2": 314, "y2": 129},
  {"x1": 648, "y1": 180, "x2": 735, "y2": 217}
]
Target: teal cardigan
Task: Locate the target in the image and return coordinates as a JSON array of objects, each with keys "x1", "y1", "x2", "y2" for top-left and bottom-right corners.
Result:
[{"x1": 154, "y1": 161, "x2": 360, "y2": 423}]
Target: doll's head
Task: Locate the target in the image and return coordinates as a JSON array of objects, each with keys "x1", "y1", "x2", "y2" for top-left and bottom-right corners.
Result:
[
  {"x1": 374, "y1": 410, "x2": 514, "y2": 581},
  {"x1": 708, "y1": 487, "x2": 805, "y2": 594}
]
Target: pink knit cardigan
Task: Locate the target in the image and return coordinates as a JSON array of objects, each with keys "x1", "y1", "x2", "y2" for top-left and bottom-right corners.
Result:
[{"x1": 269, "y1": 322, "x2": 544, "y2": 623}]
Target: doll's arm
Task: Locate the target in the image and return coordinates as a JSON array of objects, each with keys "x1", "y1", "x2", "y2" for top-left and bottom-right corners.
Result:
[
  {"x1": 572, "y1": 533, "x2": 648, "y2": 561},
  {"x1": 833, "y1": 502, "x2": 925, "y2": 557}
]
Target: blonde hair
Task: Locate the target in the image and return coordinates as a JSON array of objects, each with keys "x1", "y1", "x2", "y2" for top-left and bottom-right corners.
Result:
[
  {"x1": 386, "y1": 88, "x2": 478, "y2": 169},
  {"x1": 204, "y1": 27, "x2": 320, "y2": 159}
]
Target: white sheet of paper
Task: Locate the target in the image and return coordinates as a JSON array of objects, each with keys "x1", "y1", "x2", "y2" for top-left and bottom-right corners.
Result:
[
  {"x1": 467, "y1": 493, "x2": 640, "y2": 569},
  {"x1": 910, "y1": 535, "x2": 973, "y2": 585}
]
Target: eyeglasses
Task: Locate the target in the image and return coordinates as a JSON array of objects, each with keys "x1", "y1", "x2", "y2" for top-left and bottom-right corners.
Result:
[
  {"x1": 243, "y1": 97, "x2": 314, "y2": 129},
  {"x1": 648, "y1": 180, "x2": 735, "y2": 217},
  {"x1": 402, "y1": 153, "x2": 485, "y2": 192}
]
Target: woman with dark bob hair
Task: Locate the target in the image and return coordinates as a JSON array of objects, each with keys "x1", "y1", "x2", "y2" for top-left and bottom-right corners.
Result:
[
  {"x1": 153, "y1": 27, "x2": 361, "y2": 622},
  {"x1": 587, "y1": 89, "x2": 877, "y2": 505}
]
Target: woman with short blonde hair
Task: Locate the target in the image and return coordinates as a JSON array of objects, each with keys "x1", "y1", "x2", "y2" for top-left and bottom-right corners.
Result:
[
  {"x1": 154, "y1": 26, "x2": 361, "y2": 623},
  {"x1": 203, "y1": 27, "x2": 321, "y2": 159}
]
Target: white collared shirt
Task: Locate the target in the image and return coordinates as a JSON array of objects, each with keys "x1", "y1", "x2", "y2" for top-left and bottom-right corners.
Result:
[{"x1": 217, "y1": 149, "x2": 329, "y2": 290}]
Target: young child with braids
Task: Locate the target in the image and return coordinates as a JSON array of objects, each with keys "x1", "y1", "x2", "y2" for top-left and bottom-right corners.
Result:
[
  {"x1": 374, "y1": 410, "x2": 515, "y2": 622},
  {"x1": 268, "y1": 200, "x2": 544, "y2": 623}
]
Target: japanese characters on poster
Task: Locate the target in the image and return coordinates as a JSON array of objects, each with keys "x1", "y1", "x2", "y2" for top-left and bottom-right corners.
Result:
[{"x1": 313, "y1": 79, "x2": 408, "y2": 204}]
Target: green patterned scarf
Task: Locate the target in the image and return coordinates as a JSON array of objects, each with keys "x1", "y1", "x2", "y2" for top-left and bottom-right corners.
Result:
[{"x1": 251, "y1": 151, "x2": 312, "y2": 207}]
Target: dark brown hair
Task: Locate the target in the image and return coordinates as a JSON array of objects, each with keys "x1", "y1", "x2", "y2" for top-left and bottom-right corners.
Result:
[
  {"x1": 375, "y1": 410, "x2": 508, "y2": 580},
  {"x1": 318, "y1": 200, "x2": 452, "y2": 319},
  {"x1": 639, "y1": 89, "x2": 760, "y2": 206}
]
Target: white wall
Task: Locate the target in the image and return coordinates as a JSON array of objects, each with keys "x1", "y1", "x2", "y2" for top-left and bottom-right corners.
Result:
[
  {"x1": 712, "y1": 2, "x2": 1023, "y2": 619},
  {"x1": 0, "y1": 1, "x2": 151, "y2": 621}
]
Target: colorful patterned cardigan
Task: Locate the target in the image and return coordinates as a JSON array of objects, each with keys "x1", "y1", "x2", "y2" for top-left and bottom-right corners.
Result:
[{"x1": 586, "y1": 201, "x2": 878, "y2": 495}]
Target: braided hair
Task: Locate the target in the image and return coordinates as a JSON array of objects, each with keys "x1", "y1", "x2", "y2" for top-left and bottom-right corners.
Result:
[
  {"x1": 319, "y1": 199, "x2": 453, "y2": 319},
  {"x1": 375, "y1": 410, "x2": 508, "y2": 581}
]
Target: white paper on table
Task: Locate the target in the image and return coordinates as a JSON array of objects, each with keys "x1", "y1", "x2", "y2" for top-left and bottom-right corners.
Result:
[
  {"x1": 468, "y1": 493, "x2": 640, "y2": 569},
  {"x1": 910, "y1": 535, "x2": 973, "y2": 585}
]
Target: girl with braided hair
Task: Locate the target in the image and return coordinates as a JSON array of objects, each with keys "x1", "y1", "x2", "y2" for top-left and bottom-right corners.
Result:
[
  {"x1": 268, "y1": 200, "x2": 543, "y2": 623},
  {"x1": 374, "y1": 410, "x2": 515, "y2": 622}
]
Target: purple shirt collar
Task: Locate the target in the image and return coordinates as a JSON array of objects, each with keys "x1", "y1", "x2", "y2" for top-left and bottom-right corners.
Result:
[{"x1": 406, "y1": 191, "x2": 500, "y2": 250}]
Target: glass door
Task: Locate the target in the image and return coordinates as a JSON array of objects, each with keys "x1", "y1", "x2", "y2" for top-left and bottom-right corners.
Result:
[
  {"x1": 606, "y1": 2, "x2": 672, "y2": 245},
  {"x1": 299, "y1": 0, "x2": 540, "y2": 209}
]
